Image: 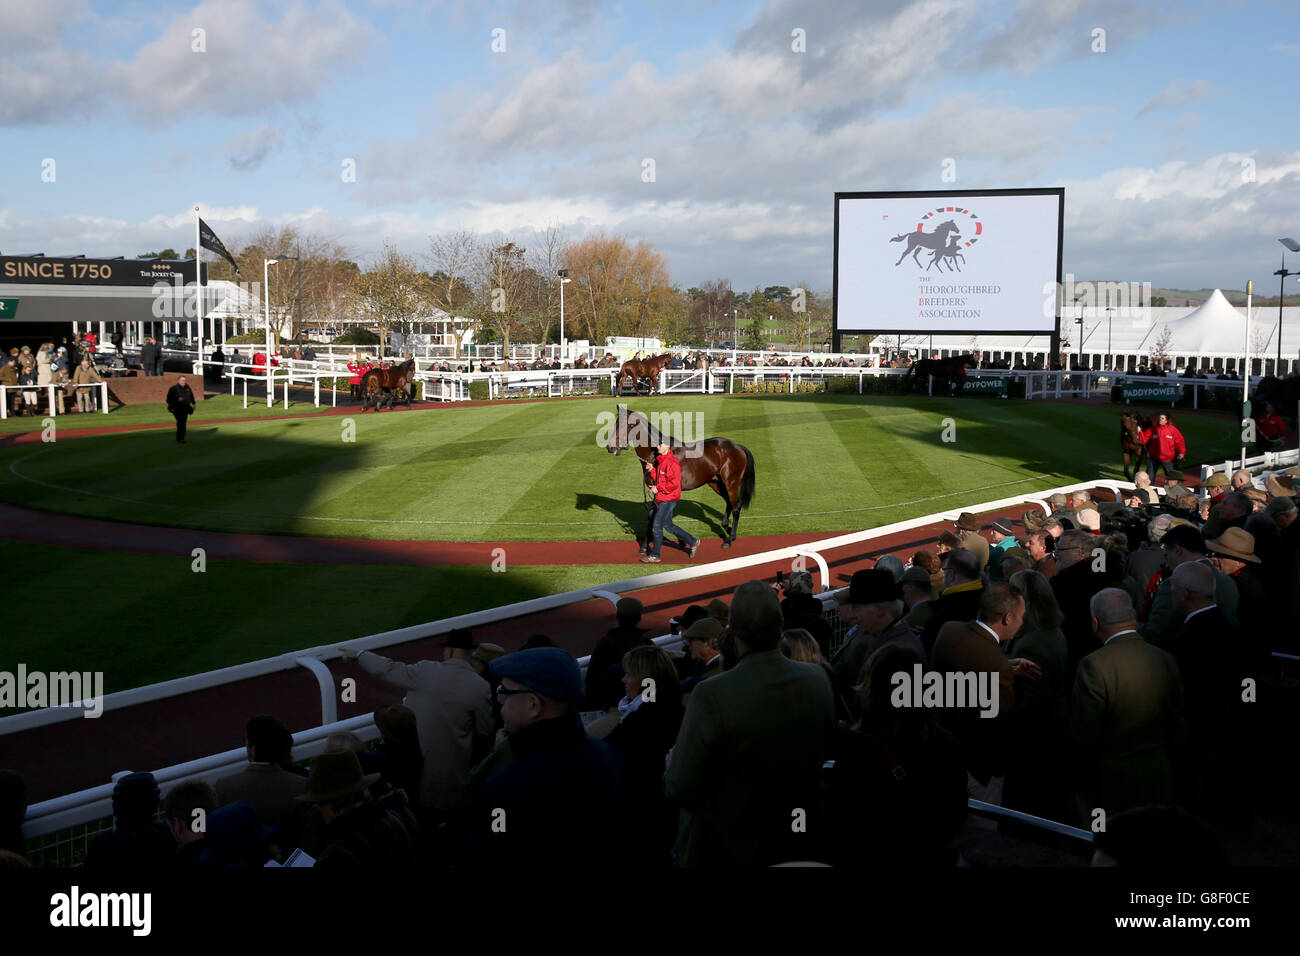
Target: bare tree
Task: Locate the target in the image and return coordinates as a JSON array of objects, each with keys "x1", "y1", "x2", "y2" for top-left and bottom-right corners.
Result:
[
  {"x1": 1149, "y1": 324, "x2": 1173, "y2": 370},
  {"x1": 524, "y1": 224, "x2": 568, "y2": 348},
  {"x1": 351, "y1": 243, "x2": 429, "y2": 361},
  {"x1": 471, "y1": 240, "x2": 536, "y2": 353},
  {"x1": 427, "y1": 229, "x2": 480, "y2": 353}
]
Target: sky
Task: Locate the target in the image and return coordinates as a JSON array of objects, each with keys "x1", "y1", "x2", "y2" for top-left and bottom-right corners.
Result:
[{"x1": 2, "y1": 0, "x2": 1299, "y2": 295}]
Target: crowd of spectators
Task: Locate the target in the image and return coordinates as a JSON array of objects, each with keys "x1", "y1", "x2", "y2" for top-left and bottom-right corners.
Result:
[{"x1": 2, "y1": 462, "x2": 1297, "y2": 869}]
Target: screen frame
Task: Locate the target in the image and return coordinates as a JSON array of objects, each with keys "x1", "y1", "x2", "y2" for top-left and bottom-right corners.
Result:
[{"x1": 832, "y1": 187, "x2": 1064, "y2": 346}]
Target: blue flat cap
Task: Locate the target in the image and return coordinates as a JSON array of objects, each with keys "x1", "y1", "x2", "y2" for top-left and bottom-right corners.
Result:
[{"x1": 490, "y1": 648, "x2": 582, "y2": 703}]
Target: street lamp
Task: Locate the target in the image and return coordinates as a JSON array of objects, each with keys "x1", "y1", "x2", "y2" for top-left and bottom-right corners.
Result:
[
  {"x1": 275, "y1": 247, "x2": 302, "y2": 353},
  {"x1": 556, "y1": 269, "x2": 570, "y2": 363},
  {"x1": 1277, "y1": 238, "x2": 1300, "y2": 376},
  {"x1": 1106, "y1": 306, "x2": 1113, "y2": 368},
  {"x1": 264, "y1": 258, "x2": 279, "y2": 400},
  {"x1": 1075, "y1": 291, "x2": 1086, "y2": 370}
]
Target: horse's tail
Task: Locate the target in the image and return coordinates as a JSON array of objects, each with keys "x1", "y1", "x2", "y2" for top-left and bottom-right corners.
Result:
[
  {"x1": 890, "y1": 234, "x2": 909, "y2": 243},
  {"x1": 738, "y1": 445, "x2": 755, "y2": 510}
]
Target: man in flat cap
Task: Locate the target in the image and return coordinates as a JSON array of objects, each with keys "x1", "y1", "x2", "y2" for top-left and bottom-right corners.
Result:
[
  {"x1": 340, "y1": 629, "x2": 493, "y2": 821},
  {"x1": 465, "y1": 648, "x2": 628, "y2": 866},
  {"x1": 955, "y1": 512, "x2": 990, "y2": 571},
  {"x1": 584, "y1": 596, "x2": 651, "y2": 710},
  {"x1": 680, "y1": 617, "x2": 725, "y2": 690}
]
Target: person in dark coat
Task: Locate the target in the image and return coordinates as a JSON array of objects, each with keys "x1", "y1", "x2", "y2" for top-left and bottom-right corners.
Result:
[
  {"x1": 465, "y1": 649, "x2": 628, "y2": 867},
  {"x1": 83, "y1": 772, "x2": 176, "y2": 871},
  {"x1": 1167, "y1": 561, "x2": 1256, "y2": 831},
  {"x1": 825, "y1": 643, "x2": 967, "y2": 867},
  {"x1": 1050, "y1": 530, "x2": 1111, "y2": 682},
  {"x1": 164, "y1": 780, "x2": 218, "y2": 866},
  {"x1": 0, "y1": 770, "x2": 27, "y2": 858},
  {"x1": 918, "y1": 549, "x2": 985, "y2": 658},
  {"x1": 604, "y1": 645, "x2": 684, "y2": 863},
  {"x1": 140, "y1": 337, "x2": 160, "y2": 377},
  {"x1": 298, "y1": 751, "x2": 416, "y2": 868},
  {"x1": 583, "y1": 596, "x2": 651, "y2": 710},
  {"x1": 166, "y1": 375, "x2": 197, "y2": 443},
  {"x1": 373, "y1": 704, "x2": 424, "y2": 806}
]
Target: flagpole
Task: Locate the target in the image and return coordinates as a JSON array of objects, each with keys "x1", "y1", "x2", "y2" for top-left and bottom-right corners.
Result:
[{"x1": 195, "y1": 205, "x2": 204, "y2": 376}]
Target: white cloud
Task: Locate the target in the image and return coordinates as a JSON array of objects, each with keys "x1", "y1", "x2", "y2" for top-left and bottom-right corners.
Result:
[{"x1": 1136, "y1": 78, "x2": 1212, "y2": 116}]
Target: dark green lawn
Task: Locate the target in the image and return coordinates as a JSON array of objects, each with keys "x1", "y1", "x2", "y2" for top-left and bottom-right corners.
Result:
[
  {"x1": 0, "y1": 393, "x2": 1244, "y2": 543},
  {"x1": 0, "y1": 541, "x2": 639, "y2": 699}
]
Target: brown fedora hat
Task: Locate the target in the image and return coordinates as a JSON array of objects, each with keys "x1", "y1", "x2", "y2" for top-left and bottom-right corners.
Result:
[
  {"x1": 296, "y1": 750, "x2": 380, "y2": 804},
  {"x1": 1266, "y1": 474, "x2": 1296, "y2": 498},
  {"x1": 1206, "y1": 527, "x2": 1260, "y2": 564},
  {"x1": 955, "y1": 512, "x2": 980, "y2": 532}
]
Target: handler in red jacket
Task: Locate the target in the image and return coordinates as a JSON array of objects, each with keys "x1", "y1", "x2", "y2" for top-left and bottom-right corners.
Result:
[
  {"x1": 640, "y1": 440, "x2": 700, "y2": 563},
  {"x1": 347, "y1": 354, "x2": 366, "y2": 398},
  {"x1": 1256, "y1": 402, "x2": 1286, "y2": 450},
  {"x1": 1138, "y1": 411, "x2": 1187, "y2": 483}
]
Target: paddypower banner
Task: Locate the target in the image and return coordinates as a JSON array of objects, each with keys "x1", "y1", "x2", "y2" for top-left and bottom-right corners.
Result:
[
  {"x1": 963, "y1": 376, "x2": 1007, "y2": 394},
  {"x1": 1122, "y1": 382, "x2": 1180, "y2": 403}
]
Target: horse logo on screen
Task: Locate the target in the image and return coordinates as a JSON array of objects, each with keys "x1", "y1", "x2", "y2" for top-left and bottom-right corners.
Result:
[{"x1": 889, "y1": 206, "x2": 983, "y2": 272}]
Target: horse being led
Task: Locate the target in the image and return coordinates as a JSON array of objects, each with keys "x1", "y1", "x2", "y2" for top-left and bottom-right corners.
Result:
[
  {"x1": 891, "y1": 220, "x2": 961, "y2": 269},
  {"x1": 604, "y1": 404, "x2": 756, "y2": 549},
  {"x1": 361, "y1": 357, "x2": 417, "y2": 411},
  {"x1": 615, "y1": 353, "x2": 672, "y2": 396},
  {"x1": 1120, "y1": 411, "x2": 1151, "y2": 481},
  {"x1": 904, "y1": 353, "x2": 976, "y2": 394}
]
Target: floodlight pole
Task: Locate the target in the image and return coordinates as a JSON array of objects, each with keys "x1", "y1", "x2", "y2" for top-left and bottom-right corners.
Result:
[
  {"x1": 264, "y1": 258, "x2": 277, "y2": 402},
  {"x1": 1277, "y1": 239, "x2": 1300, "y2": 376}
]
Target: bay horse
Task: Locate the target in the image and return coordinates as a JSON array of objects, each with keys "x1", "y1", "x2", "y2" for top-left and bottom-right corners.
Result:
[
  {"x1": 604, "y1": 404, "x2": 756, "y2": 549},
  {"x1": 616, "y1": 353, "x2": 672, "y2": 396},
  {"x1": 904, "y1": 353, "x2": 976, "y2": 394},
  {"x1": 360, "y1": 357, "x2": 417, "y2": 411},
  {"x1": 1120, "y1": 410, "x2": 1151, "y2": 481}
]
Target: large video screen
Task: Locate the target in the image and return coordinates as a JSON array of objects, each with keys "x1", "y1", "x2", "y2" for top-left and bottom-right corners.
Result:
[{"x1": 834, "y1": 188, "x2": 1063, "y2": 336}]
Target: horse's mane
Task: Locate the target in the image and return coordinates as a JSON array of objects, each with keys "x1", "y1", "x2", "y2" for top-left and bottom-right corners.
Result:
[{"x1": 626, "y1": 409, "x2": 682, "y2": 449}]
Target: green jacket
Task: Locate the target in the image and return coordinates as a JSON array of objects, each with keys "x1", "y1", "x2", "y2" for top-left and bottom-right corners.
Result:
[
  {"x1": 664, "y1": 649, "x2": 834, "y2": 866},
  {"x1": 1070, "y1": 632, "x2": 1186, "y2": 817}
]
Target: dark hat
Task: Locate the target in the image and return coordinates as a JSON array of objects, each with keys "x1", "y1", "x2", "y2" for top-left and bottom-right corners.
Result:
[
  {"x1": 111, "y1": 772, "x2": 160, "y2": 823},
  {"x1": 442, "y1": 628, "x2": 476, "y2": 650},
  {"x1": 1002, "y1": 546, "x2": 1029, "y2": 561},
  {"x1": 838, "y1": 568, "x2": 901, "y2": 606},
  {"x1": 784, "y1": 570, "x2": 815, "y2": 595},
  {"x1": 670, "y1": 604, "x2": 707, "y2": 630},
  {"x1": 373, "y1": 704, "x2": 418, "y2": 742},
  {"x1": 490, "y1": 647, "x2": 582, "y2": 702},
  {"x1": 1165, "y1": 483, "x2": 1190, "y2": 500},
  {"x1": 937, "y1": 530, "x2": 962, "y2": 550},
  {"x1": 956, "y1": 512, "x2": 980, "y2": 531},
  {"x1": 991, "y1": 517, "x2": 1014, "y2": 536},
  {"x1": 901, "y1": 566, "x2": 931, "y2": 587},
  {"x1": 706, "y1": 597, "x2": 730, "y2": 622},
  {"x1": 198, "y1": 802, "x2": 278, "y2": 864},
  {"x1": 682, "y1": 617, "x2": 724, "y2": 644},
  {"x1": 297, "y1": 750, "x2": 381, "y2": 804},
  {"x1": 1265, "y1": 496, "x2": 1297, "y2": 518},
  {"x1": 615, "y1": 596, "x2": 643, "y2": 617}
]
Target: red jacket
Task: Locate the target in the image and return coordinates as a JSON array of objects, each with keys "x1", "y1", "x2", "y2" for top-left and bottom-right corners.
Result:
[
  {"x1": 1138, "y1": 422, "x2": 1186, "y2": 463},
  {"x1": 651, "y1": 451, "x2": 683, "y2": 503},
  {"x1": 1257, "y1": 412, "x2": 1285, "y2": 441},
  {"x1": 347, "y1": 361, "x2": 365, "y2": 385}
]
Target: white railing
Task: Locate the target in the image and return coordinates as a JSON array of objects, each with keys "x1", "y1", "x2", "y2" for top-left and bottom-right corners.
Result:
[
  {"x1": 1200, "y1": 449, "x2": 1300, "y2": 481},
  {"x1": 0, "y1": 382, "x2": 109, "y2": 419},
  {"x1": 11, "y1": 475, "x2": 1133, "y2": 842},
  {"x1": 2, "y1": 475, "x2": 1123, "y2": 741}
]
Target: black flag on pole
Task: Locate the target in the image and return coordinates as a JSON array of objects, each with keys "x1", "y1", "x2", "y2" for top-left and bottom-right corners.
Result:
[{"x1": 198, "y1": 218, "x2": 241, "y2": 276}]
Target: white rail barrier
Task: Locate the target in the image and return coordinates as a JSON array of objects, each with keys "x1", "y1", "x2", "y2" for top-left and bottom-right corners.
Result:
[{"x1": 0, "y1": 382, "x2": 109, "y2": 418}]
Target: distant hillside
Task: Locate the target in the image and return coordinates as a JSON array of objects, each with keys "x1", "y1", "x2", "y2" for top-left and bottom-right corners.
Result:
[{"x1": 1080, "y1": 284, "x2": 1295, "y2": 308}]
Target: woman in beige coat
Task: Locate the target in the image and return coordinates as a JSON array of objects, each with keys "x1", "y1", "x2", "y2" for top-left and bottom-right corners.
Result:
[{"x1": 36, "y1": 344, "x2": 53, "y2": 386}]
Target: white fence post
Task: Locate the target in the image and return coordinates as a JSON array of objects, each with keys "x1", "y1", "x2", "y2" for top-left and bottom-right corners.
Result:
[{"x1": 100, "y1": 381, "x2": 108, "y2": 414}]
